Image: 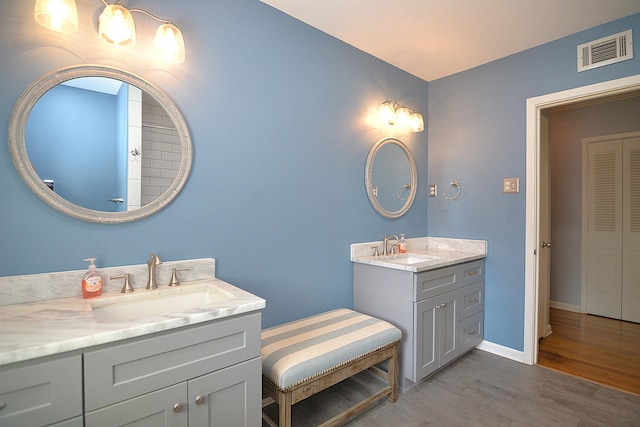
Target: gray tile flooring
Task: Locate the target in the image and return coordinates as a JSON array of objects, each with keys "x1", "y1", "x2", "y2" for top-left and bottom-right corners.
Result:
[{"x1": 263, "y1": 350, "x2": 640, "y2": 426}]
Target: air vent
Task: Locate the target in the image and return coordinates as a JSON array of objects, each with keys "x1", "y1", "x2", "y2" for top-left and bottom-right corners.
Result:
[{"x1": 577, "y1": 29, "x2": 633, "y2": 72}]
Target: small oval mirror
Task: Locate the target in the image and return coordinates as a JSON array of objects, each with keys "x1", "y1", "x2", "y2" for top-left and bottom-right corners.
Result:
[
  {"x1": 8, "y1": 65, "x2": 192, "y2": 223},
  {"x1": 365, "y1": 137, "x2": 417, "y2": 218}
]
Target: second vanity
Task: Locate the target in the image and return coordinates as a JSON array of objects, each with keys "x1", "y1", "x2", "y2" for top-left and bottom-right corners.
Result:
[
  {"x1": 0, "y1": 258, "x2": 265, "y2": 427},
  {"x1": 351, "y1": 237, "x2": 487, "y2": 391}
]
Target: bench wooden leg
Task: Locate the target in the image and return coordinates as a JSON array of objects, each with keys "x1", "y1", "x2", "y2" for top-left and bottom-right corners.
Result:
[
  {"x1": 388, "y1": 341, "x2": 398, "y2": 403},
  {"x1": 278, "y1": 391, "x2": 292, "y2": 427}
]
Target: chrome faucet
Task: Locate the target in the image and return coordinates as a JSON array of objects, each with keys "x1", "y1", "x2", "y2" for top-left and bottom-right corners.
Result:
[
  {"x1": 146, "y1": 253, "x2": 162, "y2": 290},
  {"x1": 383, "y1": 235, "x2": 399, "y2": 256}
]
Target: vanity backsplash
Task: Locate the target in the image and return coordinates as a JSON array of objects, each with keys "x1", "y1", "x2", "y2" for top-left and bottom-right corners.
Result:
[
  {"x1": 350, "y1": 236, "x2": 487, "y2": 258},
  {"x1": 0, "y1": 258, "x2": 216, "y2": 306}
]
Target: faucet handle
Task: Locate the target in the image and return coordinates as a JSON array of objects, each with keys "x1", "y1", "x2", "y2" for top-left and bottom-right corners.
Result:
[
  {"x1": 111, "y1": 274, "x2": 134, "y2": 293},
  {"x1": 371, "y1": 245, "x2": 380, "y2": 257},
  {"x1": 169, "y1": 267, "x2": 189, "y2": 287}
]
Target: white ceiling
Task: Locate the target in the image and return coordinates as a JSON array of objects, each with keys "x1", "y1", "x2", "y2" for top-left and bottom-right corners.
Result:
[{"x1": 260, "y1": 0, "x2": 640, "y2": 81}]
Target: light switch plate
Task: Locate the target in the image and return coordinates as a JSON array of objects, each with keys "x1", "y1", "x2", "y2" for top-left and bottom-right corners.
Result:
[{"x1": 503, "y1": 178, "x2": 519, "y2": 193}]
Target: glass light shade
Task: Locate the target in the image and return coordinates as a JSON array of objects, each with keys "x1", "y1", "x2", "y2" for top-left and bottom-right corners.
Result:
[
  {"x1": 98, "y1": 4, "x2": 136, "y2": 47},
  {"x1": 379, "y1": 101, "x2": 396, "y2": 125},
  {"x1": 395, "y1": 106, "x2": 411, "y2": 128},
  {"x1": 410, "y1": 111, "x2": 424, "y2": 132},
  {"x1": 154, "y1": 23, "x2": 186, "y2": 64},
  {"x1": 34, "y1": 0, "x2": 78, "y2": 33}
]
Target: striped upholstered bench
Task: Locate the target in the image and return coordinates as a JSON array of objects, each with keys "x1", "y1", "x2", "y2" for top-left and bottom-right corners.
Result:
[{"x1": 261, "y1": 308, "x2": 402, "y2": 427}]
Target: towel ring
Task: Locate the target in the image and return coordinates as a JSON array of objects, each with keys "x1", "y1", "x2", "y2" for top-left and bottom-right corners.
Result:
[
  {"x1": 442, "y1": 180, "x2": 461, "y2": 200},
  {"x1": 397, "y1": 184, "x2": 411, "y2": 201}
]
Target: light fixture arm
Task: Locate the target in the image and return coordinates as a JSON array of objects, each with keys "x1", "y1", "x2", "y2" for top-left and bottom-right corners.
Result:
[
  {"x1": 98, "y1": 0, "x2": 172, "y2": 25},
  {"x1": 129, "y1": 8, "x2": 172, "y2": 25}
]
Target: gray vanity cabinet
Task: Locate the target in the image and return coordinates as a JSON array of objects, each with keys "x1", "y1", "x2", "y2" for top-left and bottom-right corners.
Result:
[
  {"x1": 354, "y1": 259, "x2": 484, "y2": 389},
  {"x1": 84, "y1": 312, "x2": 261, "y2": 427},
  {"x1": 0, "y1": 354, "x2": 83, "y2": 426},
  {"x1": 0, "y1": 311, "x2": 261, "y2": 427}
]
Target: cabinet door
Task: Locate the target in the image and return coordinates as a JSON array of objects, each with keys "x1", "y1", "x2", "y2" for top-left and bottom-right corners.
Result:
[
  {"x1": 0, "y1": 355, "x2": 82, "y2": 427},
  {"x1": 85, "y1": 383, "x2": 188, "y2": 427},
  {"x1": 415, "y1": 291, "x2": 459, "y2": 382},
  {"x1": 438, "y1": 291, "x2": 459, "y2": 367},
  {"x1": 188, "y1": 357, "x2": 261, "y2": 427}
]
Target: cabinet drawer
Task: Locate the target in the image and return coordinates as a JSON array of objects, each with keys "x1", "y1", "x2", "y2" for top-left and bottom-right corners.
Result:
[
  {"x1": 84, "y1": 312, "x2": 261, "y2": 411},
  {"x1": 461, "y1": 260, "x2": 484, "y2": 287},
  {"x1": 459, "y1": 312, "x2": 483, "y2": 353},
  {"x1": 459, "y1": 280, "x2": 484, "y2": 320},
  {"x1": 414, "y1": 265, "x2": 459, "y2": 301},
  {"x1": 0, "y1": 354, "x2": 82, "y2": 427}
]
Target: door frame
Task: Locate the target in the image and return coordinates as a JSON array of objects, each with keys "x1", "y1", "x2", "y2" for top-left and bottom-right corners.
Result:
[{"x1": 523, "y1": 74, "x2": 640, "y2": 365}]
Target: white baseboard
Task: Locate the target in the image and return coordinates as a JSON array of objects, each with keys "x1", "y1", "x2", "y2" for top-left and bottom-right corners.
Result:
[
  {"x1": 550, "y1": 300, "x2": 581, "y2": 313},
  {"x1": 476, "y1": 340, "x2": 527, "y2": 364}
]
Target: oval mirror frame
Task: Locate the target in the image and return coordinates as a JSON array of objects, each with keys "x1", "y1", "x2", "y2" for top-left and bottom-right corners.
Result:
[
  {"x1": 365, "y1": 137, "x2": 417, "y2": 218},
  {"x1": 8, "y1": 64, "x2": 192, "y2": 224}
]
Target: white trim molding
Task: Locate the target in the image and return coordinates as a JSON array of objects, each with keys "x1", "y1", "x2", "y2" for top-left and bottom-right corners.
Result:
[{"x1": 476, "y1": 340, "x2": 525, "y2": 363}]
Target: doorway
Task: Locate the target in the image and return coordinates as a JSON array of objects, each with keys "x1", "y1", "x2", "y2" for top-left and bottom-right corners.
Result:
[{"x1": 523, "y1": 74, "x2": 640, "y2": 365}]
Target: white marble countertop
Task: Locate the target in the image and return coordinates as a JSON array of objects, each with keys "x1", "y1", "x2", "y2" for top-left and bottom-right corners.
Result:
[
  {"x1": 351, "y1": 237, "x2": 487, "y2": 272},
  {"x1": 0, "y1": 259, "x2": 265, "y2": 366}
]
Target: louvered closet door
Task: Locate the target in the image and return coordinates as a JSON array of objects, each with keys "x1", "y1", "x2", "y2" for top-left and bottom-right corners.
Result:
[
  {"x1": 622, "y1": 137, "x2": 640, "y2": 323},
  {"x1": 586, "y1": 139, "x2": 623, "y2": 319}
]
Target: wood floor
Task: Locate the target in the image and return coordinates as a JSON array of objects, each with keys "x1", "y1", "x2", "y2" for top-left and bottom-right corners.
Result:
[
  {"x1": 263, "y1": 349, "x2": 640, "y2": 426},
  {"x1": 538, "y1": 308, "x2": 640, "y2": 396}
]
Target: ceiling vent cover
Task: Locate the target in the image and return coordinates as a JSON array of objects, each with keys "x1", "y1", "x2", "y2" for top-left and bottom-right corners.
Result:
[{"x1": 578, "y1": 29, "x2": 633, "y2": 72}]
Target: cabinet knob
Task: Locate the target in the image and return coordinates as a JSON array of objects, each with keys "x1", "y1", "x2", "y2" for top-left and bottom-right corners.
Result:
[
  {"x1": 0, "y1": 402, "x2": 6, "y2": 411},
  {"x1": 441, "y1": 303, "x2": 446, "y2": 308},
  {"x1": 173, "y1": 403, "x2": 184, "y2": 413},
  {"x1": 195, "y1": 395, "x2": 206, "y2": 405}
]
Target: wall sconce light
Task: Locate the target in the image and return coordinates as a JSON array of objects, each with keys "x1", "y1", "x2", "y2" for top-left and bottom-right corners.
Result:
[
  {"x1": 33, "y1": 0, "x2": 186, "y2": 64},
  {"x1": 379, "y1": 101, "x2": 424, "y2": 132},
  {"x1": 34, "y1": 0, "x2": 79, "y2": 33}
]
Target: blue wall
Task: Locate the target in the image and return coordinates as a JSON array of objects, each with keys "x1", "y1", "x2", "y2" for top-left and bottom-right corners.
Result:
[
  {"x1": 428, "y1": 14, "x2": 640, "y2": 350},
  {"x1": 26, "y1": 84, "x2": 119, "y2": 211},
  {"x1": 0, "y1": 0, "x2": 428, "y2": 328}
]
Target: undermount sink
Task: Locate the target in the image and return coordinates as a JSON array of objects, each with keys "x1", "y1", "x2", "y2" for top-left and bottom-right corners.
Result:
[
  {"x1": 383, "y1": 254, "x2": 440, "y2": 265},
  {"x1": 91, "y1": 283, "x2": 235, "y2": 323}
]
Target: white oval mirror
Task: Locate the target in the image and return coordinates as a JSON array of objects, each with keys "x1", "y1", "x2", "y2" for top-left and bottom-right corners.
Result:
[
  {"x1": 365, "y1": 137, "x2": 417, "y2": 218},
  {"x1": 8, "y1": 65, "x2": 192, "y2": 223}
]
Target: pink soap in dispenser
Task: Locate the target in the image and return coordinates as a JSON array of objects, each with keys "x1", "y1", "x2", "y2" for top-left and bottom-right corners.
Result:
[
  {"x1": 398, "y1": 234, "x2": 408, "y2": 253},
  {"x1": 82, "y1": 258, "x2": 103, "y2": 299}
]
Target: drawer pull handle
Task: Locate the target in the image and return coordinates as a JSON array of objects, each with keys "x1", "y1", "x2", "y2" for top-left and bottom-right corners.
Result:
[
  {"x1": 468, "y1": 298, "x2": 477, "y2": 303},
  {"x1": 0, "y1": 402, "x2": 6, "y2": 411},
  {"x1": 467, "y1": 330, "x2": 477, "y2": 335},
  {"x1": 173, "y1": 403, "x2": 184, "y2": 413},
  {"x1": 468, "y1": 270, "x2": 477, "y2": 276},
  {"x1": 195, "y1": 395, "x2": 206, "y2": 405}
]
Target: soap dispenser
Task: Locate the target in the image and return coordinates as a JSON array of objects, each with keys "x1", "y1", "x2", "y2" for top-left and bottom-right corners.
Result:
[
  {"x1": 82, "y1": 258, "x2": 103, "y2": 299},
  {"x1": 398, "y1": 234, "x2": 408, "y2": 253}
]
